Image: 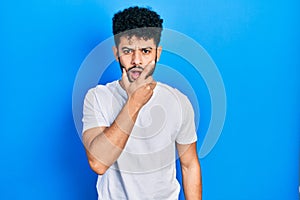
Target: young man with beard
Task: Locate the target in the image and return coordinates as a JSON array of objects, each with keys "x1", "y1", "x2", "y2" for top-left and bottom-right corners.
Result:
[{"x1": 82, "y1": 6, "x2": 202, "y2": 200}]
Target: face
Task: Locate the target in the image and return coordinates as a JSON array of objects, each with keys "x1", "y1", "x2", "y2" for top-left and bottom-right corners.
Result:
[{"x1": 113, "y1": 36, "x2": 162, "y2": 82}]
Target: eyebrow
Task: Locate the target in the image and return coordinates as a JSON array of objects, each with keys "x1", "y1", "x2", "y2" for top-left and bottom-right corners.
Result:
[
  {"x1": 121, "y1": 46, "x2": 153, "y2": 50},
  {"x1": 141, "y1": 47, "x2": 153, "y2": 50}
]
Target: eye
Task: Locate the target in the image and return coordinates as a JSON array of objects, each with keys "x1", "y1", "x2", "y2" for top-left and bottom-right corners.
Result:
[
  {"x1": 122, "y1": 48, "x2": 133, "y2": 55},
  {"x1": 142, "y1": 48, "x2": 151, "y2": 54}
]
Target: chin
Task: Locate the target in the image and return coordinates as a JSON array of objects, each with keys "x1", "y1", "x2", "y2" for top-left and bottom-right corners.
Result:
[{"x1": 130, "y1": 78, "x2": 138, "y2": 82}]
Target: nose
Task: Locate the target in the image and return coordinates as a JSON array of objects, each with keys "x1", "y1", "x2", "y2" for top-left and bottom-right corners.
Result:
[{"x1": 131, "y1": 50, "x2": 142, "y2": 66}]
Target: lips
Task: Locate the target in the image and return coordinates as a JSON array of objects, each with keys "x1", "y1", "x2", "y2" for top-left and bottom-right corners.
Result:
[
  {"x1": 128, "y1": 68, "x2": 143, "y2": 80},
  {"x1": 131, "y1": 71, "x2": 141, "y2": 79}
]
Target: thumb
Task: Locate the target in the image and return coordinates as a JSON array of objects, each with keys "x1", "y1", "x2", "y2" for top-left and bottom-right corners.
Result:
[{"x1": 122, "y1": 68, "x2": 130, "y2": 88}]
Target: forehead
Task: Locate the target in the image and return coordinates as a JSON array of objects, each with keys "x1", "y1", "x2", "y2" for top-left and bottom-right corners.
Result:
[{"x1": 118, "y1": 35, "x2": 156, "y2": 48}]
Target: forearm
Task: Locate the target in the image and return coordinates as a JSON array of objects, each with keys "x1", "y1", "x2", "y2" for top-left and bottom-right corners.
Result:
[
  {"x1": 84, "y1": 99, "x2": 141, "y2": 173},
  {"x1": 182, "y1": 160, "x2": 202, "y2": 200},
  {"x1": 84, "y1": 65, "x2": 156, "y2": 174}
]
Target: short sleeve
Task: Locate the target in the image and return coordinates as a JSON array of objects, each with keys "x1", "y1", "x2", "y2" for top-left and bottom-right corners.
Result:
[
  {"x1": 175, "y1": 96, "x2": 197, "y2": 144},
  {"x1": 82, "y1": 88, "x2": 110, "y2": 133}
]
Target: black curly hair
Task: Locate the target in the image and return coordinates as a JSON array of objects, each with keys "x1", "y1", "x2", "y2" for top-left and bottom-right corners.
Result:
[{"x1": 112, "y1": 6, "x2": 163, "y2": 46}]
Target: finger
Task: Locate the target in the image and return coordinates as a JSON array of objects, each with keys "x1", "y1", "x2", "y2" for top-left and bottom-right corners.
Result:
[
  {"x1": 139, "y1": 60, "x2": 155, "y2": 80},
  {"x1": 148, "y1": 82, "x2": 157, "y2": 90},
  {"x1": 144, "y1": 82, "x2": 156, "y2": 93},
  {"x1": 146, "y1": 84, "x2": 151, "y2": 90},
  {"x1": 145, "y1": 87, "x2": 154, "y2": 98},
  {"x1": 121, "y1": 68, "x2": 130, "y2": 88},
  {"x1": 136, "y1": 76, "x2": 153, "y2": 88},
  {"x1": 144, "y1": 76, "x2": 154, "y2": 84}
]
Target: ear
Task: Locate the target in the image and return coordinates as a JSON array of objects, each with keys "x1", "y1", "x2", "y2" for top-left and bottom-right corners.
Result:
[
  {"x1": 112, "y1": 46, "x2": 119, "y2": 62},
  {"x1": 156, "y1": 46, "x2": 163, "y2": 62}
]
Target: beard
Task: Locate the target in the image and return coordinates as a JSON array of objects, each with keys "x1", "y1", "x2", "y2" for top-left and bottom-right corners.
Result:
[
  {"x1": 118, "y1": 60, "x2": 156, "y2": 82},
  {"x1": 117, "y1": 48, "x2": 158, "y2": 82}
]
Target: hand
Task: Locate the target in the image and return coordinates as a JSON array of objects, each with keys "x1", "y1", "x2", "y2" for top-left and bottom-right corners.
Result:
[{"x1": 121, "y1": 60, "x2": 157, "y2": 108}]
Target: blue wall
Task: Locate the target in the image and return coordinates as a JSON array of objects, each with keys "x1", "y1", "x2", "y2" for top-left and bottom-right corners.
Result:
[{"x1": 1, "y1": 1, "x2": 299, "y2": 199}]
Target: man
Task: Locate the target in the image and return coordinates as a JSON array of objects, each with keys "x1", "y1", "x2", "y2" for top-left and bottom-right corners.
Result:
[{"x1": 82, "y1": 6, "x2": 202, "y2": 199}]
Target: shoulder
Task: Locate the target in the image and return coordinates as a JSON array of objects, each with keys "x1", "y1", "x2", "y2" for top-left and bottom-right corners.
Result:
[
  {"x1": 156, "y1": 82, "x2": 191, "y2": 105},
  {"x1": 86, "y1": 81, "x2": 118, "y2": 96},
  {"x1": 84, "y1": 81, "x2": 119, "y2": 103}
]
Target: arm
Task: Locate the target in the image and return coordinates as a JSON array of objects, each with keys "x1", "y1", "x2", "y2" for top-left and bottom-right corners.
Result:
[
  {"x1": 82, "y1": 100, "x2": 140, "y2": 175},
  {"x1": 177, "y1": 142, "x2": 202, "y2": 200},
  {"x1": 83, "y1": 61, "x2": 156, "y2": 175}
]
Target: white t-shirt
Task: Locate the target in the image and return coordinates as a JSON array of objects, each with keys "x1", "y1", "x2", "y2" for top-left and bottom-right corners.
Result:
[{"x1": 82, "y1": 80, "x2": 197, "y2": 200}]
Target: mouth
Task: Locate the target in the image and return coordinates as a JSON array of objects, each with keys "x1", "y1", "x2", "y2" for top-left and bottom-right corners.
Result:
[{"x1": 128, "y1": 67, "x2": 143, "y2": 80}]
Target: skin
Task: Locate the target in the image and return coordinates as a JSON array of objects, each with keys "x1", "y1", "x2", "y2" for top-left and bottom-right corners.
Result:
[{"x1": 83, "y1": 36, "x2": 202, "y2": 199}]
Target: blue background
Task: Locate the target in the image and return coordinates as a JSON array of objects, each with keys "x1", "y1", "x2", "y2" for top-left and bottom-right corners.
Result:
[{"x1": 1, "y1": 0, "x2": 299, "y2": 199}]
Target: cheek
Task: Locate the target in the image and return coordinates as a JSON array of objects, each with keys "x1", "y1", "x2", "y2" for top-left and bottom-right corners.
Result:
[
  {"x1": 119, "y1": 55, "x2": 132, "y2": 67},
  {"x1": 145, "y1": 54, "x2": 157, "y2": 62},
  {"x1": 149, "y1": 51, "x2": 158, "y2": 58}
]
